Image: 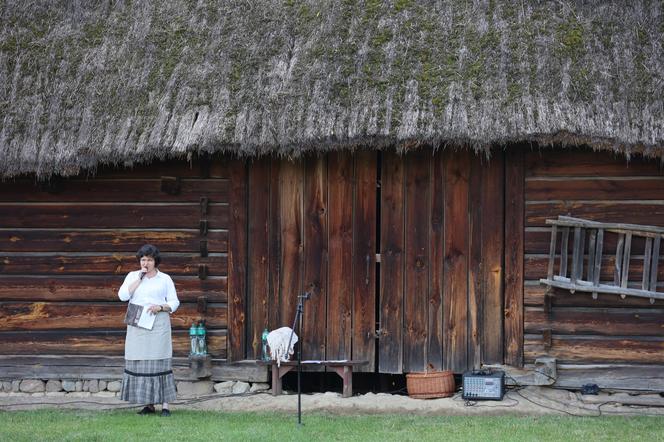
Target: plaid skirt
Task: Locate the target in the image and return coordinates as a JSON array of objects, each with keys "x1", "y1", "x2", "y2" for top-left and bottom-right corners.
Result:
[{"x1": 120, "y1": 359, "x2": 177, "y2": 404}]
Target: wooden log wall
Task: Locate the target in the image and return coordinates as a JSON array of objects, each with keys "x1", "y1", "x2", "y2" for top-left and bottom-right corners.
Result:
[
  {"x1": 0, "y1": 157, "x2": 229, "y2": 358},
  {"x1": 237, "y1": 149, "x2": 505, "y2": 374},
  {"x1": 523, "y1": 149, "x2": 664, "y2": 365}
]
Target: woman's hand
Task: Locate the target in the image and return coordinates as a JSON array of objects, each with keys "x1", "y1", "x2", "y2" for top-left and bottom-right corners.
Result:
[{"x1": 147, "y1": 304, "x2": 163, "y2": 314}]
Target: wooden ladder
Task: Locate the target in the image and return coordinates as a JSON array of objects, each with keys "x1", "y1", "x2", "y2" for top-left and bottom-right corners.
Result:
[{"x1": 540, "y1": 216, "x2": 663, "y2": 303}]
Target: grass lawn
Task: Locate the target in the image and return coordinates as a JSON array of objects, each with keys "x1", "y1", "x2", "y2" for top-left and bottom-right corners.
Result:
[{"x1": 1, "y1": 409, "x2": 663, "y2": 441}]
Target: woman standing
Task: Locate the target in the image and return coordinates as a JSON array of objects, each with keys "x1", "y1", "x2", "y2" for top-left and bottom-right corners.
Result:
[{"x1": 118, "y1": 244, "x2": 180, "y2": 416}]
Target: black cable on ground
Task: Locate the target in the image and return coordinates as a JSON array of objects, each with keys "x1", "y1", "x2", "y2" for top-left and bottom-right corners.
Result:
[
  {"x1": 0, "y1": 390, "x2": 262, "y2": 411},
  {"x1": 502, "y1": 372, "x2": 664, "y2": 417}
]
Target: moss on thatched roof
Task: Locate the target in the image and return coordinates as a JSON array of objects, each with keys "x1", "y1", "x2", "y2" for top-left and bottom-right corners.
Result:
[{"x1": 0, "y1": 0, "x2": 662, "y2": 177}]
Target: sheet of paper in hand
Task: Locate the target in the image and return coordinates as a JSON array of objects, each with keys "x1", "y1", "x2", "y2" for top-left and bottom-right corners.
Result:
[{"x1": 124, "y1": 303, "x2": 156, "y2": 330}]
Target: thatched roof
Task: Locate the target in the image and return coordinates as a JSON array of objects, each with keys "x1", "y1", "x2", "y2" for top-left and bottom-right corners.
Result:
[{"x1": 1, "y1": 0, "x2": 662, "y2": 177}]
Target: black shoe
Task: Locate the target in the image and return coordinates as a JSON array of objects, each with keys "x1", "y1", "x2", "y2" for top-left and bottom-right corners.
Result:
[
  {"x1": 138, "y1": 406, "x2": 155, "y2": 415},
  {"x1": 160, "y1": 409, "x2": 171, "y2": 417}
]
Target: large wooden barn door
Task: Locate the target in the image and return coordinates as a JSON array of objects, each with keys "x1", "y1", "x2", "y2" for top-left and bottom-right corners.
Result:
[
  {"x1": 234, "y1": 149, "x2": 506, "y2": 373},
  {"x1": 378, "y1": 149, "x2": 505, "y2": 373},
  {"x1": 233, "y1": 153, "x2": 377, "y2": 371}
]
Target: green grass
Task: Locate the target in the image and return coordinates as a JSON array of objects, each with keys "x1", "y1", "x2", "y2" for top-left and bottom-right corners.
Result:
[{"x1": 0, "y1": 410, "x2": 663, "y2": 441}]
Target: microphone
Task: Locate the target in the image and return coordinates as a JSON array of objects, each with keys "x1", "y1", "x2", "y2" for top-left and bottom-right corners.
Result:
[{"x1": 139, "y1": 270, "x2": 147, "y2": 280}]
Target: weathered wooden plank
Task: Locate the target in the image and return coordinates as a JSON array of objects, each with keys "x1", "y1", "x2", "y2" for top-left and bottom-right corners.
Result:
[
  {"x1": 541, "y1": 277, "x2": 664, "y2": 300},
  {"x1": 302, "y1": 156, "x2": 327, "y2": 361},
  {"x1": 524, "y1": 256, "x2": 664, "y2": 282},
  {"x1": 559, "y1": 227, "x2": 569, "y2": 277},
  {"x1": 524, "y1": 284, "x2": 664, "y2": 308},
  {"x1": 504, "y1": 149, "x2": 525, "y2": 367},
  {"x1": 353, "y1": 151, "x2": 376, "y2": 372},
  {"x1": 247, "y1": 158, "x2": 270, "y2": 359},
  {"x1": 481, "y1": 151, "x2": 505, "y2": 365},
  {"x1": 592, "y1": 229, "x2": 604, "y2": 297},
  {"x1": 525, "y1": 150, "x2": 664, "y2": 177},
  {"x1": 91, "y1": 155, "x2": 229, "y2": 179},
  {"x1": 642, "y1": 238, "x2": 653, "y2": 291},
  {"x1": 546, "y1": 226, "x2": 557, "y2": 280},
  {"x1": 526, "y1": 202, "x2": 664, "y2": 227},
  {"x1": 620, "y1": 232, "x2": 633, "y2": 290},
  {"x1": 379, "y1": 151, "x2": 404, "y2": 374},
  {"x1": 403, "y1": 150, "x2": 430, "y2": 372},
  {"x1": 0, "y1": 229, "x2": 227, "y2": 253},
  {"x1": 326, "y1": 152, "x2": 354, "y2": 360},
  {"x1": 570, "y1": 227, "x2": 582, "y2": 284},
  {"x1": 553, "y1": 364, "x2": 664, "y2": 392},
  {"x1": 443, "y1": 149, "x2": 470, "y2": 371},
  {"x1": 524, "y1": 335, "x2": 664, "y2": 364},
  {"x1": 428, "y1": 150, "x2": 444, "y2": 370},
  {"x1": 278, "y1": 160, "x2": 303, "y2": 336},
  {"x1": 228, "y1": 159, "x2": 248, "y2": 361},
  {"x1": 0, "y1": 276, "x2": 227, "y2": 302},
  {"x1": 586, "y1": 229, "x2": 596, "y2": 282},
  {"x1": 0, "y1": 254, "x2": 226, "y2": 276},
  {"x1": 526, "y1": 177, "x2": 664, "y2": 201},
  {"x1": 0, "y1": 179, "x2": 229, "y2": 202},
  {"x1": 525, "y1": 229, "x2": 648, "y2": 255},
  {"x1": 650, "y1": 236, "x2": 661, "y2": 293},
  {"x1": 0, "y1": 354, "x2": 262, "y2": 383},
  {"x1": 0, "y1": 330, "x2": 227, "y2": 358},
  {"x1": 210, "y1": 359, "x2": 269, "y2": 382},
  {"x1": 467, "y1": 153, "x2": 482, "y2": 369},
  {"x1": 0, "y1": 204, "x2": 229, "y2": 229},
  {"x1": 553, "y1": 216, "x2": 664, "y2": 236},
  {"x1": 0, "y1": 302, "x2": 227, "y2": 331},
  {"x1": 525, "y1": 307, "x2": 664, "y2": 336},
  {"x1": 267, "y1": 159, "x2": 282, "y2": 329},
  {"x1": 577, "y1": 229, "x2": 585, "y2": 281},
  {"x1": 0, "y1": 356, "x2": 267, "y2": 382}
]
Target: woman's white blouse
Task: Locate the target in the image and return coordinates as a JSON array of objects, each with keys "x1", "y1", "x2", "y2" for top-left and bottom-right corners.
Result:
[{"x1": 118, "y1": 270, "x2": 180, "y2": 313}]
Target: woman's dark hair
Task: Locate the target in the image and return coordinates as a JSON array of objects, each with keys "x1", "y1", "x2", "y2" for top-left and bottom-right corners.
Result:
[{"x1": 136, "y1": 244, "x2": 161, "y2": 266}]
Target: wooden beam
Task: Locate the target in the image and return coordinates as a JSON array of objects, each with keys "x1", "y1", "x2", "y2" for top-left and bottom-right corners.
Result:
[
  {"x1": 559, "y1": 227, "x2": 569, "y2": 278},
  {"x1": 379, "y1": 151, "x2": 404, "y2": 374},
  {"x1": 547, "y1": 225, "x2": 557, "y2": 280},
  {"x1": 228, "y1": 159, "x2": 248, "y2": 361},
  {"x1": 246, "y1": 158, "x2": 270, "y2": 359},
  {"x1": 403, "y1": 150, "x2": 430, "y2": 372},
  {"x1": 353, "y1": 151, "x2": 377, "y2": 372},
  {"x1": 443, "y1": 150, "x2": 470, "y2": 371},
  {"x1": 480, "y1": 151, "x2": 505, "y2": 365},
  {"x1": 302, "y1": 156, "x2": 328, "y2": 361},
  {"x1": 327, "y1": 152, "x2": 354, "y2": 361},
  {"x1": 0, "y1": 356, "x2": 268, "y2": 382},
  {"x1": 504, "y1": 149, "x2": 525, "y2": 367},
  {"x1": 649, "y1": 236, "x2": 660, "y2": 294},
  {"x1": 553, "y1": 364, "x2": 664, "y2": 392},
  {"x1": 592, "y1": 229, "x2": 604, "y2": 299}
]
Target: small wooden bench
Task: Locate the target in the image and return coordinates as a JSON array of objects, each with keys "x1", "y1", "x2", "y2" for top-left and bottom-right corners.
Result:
[{"x1": 259, "y1": 360, "x2": 367, "y2": 398}]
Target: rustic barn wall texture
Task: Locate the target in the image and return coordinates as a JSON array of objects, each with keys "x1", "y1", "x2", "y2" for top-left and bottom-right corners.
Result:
[
  {"x1": 0, "y1": 157, "x2": 229, "y2": 358},
  {"x1": 523, "y1": 149, "x2": 664, "y2": 365}
]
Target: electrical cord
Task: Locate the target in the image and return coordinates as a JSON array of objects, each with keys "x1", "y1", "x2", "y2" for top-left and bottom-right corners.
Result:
[
  {"x1": 502, "y1": 372, "x2": 664, "y2": 417},
  {"x1": 0, "y1": 390, "x2": 263, "y2": 411}
]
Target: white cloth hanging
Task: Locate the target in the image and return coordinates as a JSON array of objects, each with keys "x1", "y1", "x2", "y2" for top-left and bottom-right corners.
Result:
[{"x1": 266, "y1": 327, "x2": 298, "y2": 367}]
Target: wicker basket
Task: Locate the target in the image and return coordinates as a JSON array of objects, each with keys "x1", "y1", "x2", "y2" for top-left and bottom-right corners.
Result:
[{"x1": 406, "y1": 369, "x2": 455, "y2": 399}]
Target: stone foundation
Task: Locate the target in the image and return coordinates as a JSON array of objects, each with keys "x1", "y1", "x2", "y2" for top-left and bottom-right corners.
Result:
[{"x1": 0, "y1": 379, "x2": 270, "y2": 398}]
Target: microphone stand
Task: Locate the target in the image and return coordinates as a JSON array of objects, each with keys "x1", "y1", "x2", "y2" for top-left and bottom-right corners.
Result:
[{"x1": 287, "y1": 292, "x2": 310, "y2": 426}]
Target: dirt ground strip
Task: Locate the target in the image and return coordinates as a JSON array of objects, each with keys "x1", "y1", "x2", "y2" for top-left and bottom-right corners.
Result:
[{"x1": 1, "y1": 386, "x2": 664, "y2": 417}]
